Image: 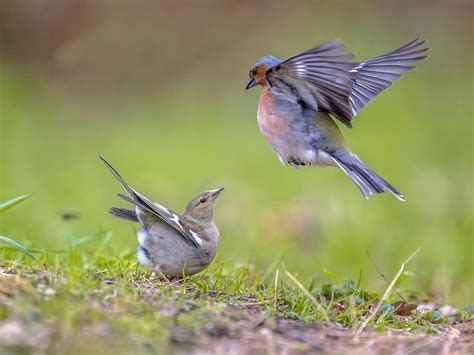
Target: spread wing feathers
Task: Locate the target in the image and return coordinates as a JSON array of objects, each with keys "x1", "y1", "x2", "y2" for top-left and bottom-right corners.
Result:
[
  {"x1": 267, "y1": 39, "x2": 358, "y2": 127},
  {"x1": 349, "y1": 37, "x2": 430, "y2": 116},
  {"x1": 99, "y1": 157, "x2": 201, "y2": 248}
]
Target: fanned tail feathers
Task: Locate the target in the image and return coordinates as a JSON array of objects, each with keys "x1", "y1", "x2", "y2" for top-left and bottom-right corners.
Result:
[
  {"x1": 329, "y1": 154, "x2": 405, "y2": 201},
  {"x1": 109, "y1": 207, "x2": 138, "y2": 222}
]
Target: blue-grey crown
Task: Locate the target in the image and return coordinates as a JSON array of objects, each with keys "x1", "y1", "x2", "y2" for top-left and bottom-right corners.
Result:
[{"x1": 255, "y1": 55, "x2": 282, "y2": 68}]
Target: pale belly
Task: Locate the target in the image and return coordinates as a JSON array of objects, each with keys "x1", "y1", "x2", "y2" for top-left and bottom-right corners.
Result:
[
  {"x1": 257, "y1": 97, "x2": 334, "y2": 167},
  {"x1": 137, "y1": 226, "x2": 216, "y2": 277}
]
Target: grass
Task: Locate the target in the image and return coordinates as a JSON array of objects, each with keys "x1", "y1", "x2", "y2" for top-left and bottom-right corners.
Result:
[
  {"x1": 0, "y1": 195, "x2": 471, "y2": 352},
  {"x1": 0, "y1": 239, "x2": 471, "y2": 353}
]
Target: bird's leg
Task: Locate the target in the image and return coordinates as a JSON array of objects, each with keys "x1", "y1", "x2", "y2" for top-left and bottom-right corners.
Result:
[{"x1": 151, "y1": 270, "x2": 171, "y2": 283}]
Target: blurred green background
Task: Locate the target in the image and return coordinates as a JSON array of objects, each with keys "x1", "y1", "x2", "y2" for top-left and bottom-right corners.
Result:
[{"x1": 0, "y1": 1, "x2": 472, "y2": 303}]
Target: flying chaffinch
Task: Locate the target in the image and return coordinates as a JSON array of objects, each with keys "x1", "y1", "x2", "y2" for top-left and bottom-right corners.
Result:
[
  {"x1": 246, "y1": 37, "x2": 429, "y2": 200},
  {"x1": 100, "y1": 157, "x2": 224, "y2": 277}
]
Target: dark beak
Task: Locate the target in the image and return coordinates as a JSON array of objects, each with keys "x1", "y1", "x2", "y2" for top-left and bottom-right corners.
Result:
[
  {"x1": 245, "y1": 78, "x2": 257, "y2": 90},
  {"x1": 210, "y1": 187, "x2": 224, "y2": 200}
]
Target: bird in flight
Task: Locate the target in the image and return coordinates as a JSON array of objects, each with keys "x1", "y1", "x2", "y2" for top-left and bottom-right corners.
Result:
[{"x1": 246, "y1": 37, "x2": 429, "y2": 200}]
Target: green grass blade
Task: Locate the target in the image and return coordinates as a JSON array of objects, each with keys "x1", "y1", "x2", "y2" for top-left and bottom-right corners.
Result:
[
  {"x1": 0, "y1": 235, "x2": 38, "y2": 261},
  {"x1": 0, "y1": 194, "x2": 31, "y2": 213}
]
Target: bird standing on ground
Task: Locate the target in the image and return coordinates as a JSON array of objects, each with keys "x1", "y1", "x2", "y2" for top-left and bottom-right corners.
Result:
[
  {"x1": 246, "y1": 37, "x2": 429, "y2": 200},
  {"x1": 100, "y1": 157, "x2": 224, "y2": 277}
]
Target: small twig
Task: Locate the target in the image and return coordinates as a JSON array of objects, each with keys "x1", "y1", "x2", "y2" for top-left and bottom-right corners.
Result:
[
  {"x1": 230, "y1": 301, "x2": 266, "y2": 306},
  {"x1": 356, "y1": 248, "x2": 421, "y2": 337},
  {"x1": 285, "y1": 270, "x2": 318, "y2": 306},
  {"x1": 285, "y1": 270, "x2": 329, "y2": 321},
  {"x1": 274, "y1": 269, "x2": 279, "y2": 309},
  {"x1": 366, "y1": 250, "x2": 406, "y2": 301}
]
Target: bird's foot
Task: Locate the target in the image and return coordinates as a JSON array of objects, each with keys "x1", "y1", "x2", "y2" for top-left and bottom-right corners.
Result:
[{"x1": 150, "y1": 271, "x2": 184, "y2": 285}]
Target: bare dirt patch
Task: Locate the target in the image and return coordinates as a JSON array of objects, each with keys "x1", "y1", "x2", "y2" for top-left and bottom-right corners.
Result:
[{"x1": 173, "y1": 313, "x2": 473, "y2": 354}]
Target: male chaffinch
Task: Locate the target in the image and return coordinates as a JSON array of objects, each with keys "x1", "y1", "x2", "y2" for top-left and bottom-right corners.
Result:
[
  {"x1": 100, "y1": 157, "x2": 224, "y2": 277},
  {"x1": 246, "y1": 37, "x2": 429, "y2": 200}
]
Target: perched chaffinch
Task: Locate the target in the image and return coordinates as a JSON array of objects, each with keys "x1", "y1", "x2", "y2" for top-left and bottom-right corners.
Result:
[
  {"x1": 100, "y1": 157, "x2": 224, "y2": 277},
  {"x1": 246, "y1": 37, "x2": 429, "y2": 200}
]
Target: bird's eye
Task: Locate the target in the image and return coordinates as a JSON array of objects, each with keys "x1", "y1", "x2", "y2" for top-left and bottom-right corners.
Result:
[
  {"x1": 249, "y1": 70, "x2": 253, "y2": 78},
  {"x1": 200, "y1": 197, "x2": 207, "y2": 203}
]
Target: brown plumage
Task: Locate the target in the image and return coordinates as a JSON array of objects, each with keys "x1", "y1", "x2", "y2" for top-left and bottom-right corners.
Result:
[{"x1": 100, "y1": 157, "x2": 224, "y2": 277}]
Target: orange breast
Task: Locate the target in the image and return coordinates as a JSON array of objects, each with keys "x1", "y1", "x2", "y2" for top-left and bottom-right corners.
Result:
[{"x1": 257, "y1": 89, "x2": 291, "y2": 143}]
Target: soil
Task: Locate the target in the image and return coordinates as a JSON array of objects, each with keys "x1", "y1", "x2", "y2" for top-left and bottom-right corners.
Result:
[{"x1": 169, "y1": 305, "x2": 474, "y2": 354}]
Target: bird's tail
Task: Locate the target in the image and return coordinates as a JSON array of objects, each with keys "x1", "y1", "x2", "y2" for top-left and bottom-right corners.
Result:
[
  {"x1": 329, "y1": 153, "x2": 405, "y2": 201},
  {"x1": 109, "y1": 207, "x2": 139, "y2": 222}
]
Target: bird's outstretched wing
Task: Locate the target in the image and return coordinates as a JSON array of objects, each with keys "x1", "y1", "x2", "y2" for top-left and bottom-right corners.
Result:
[
  {"x1": 266, "y1": 39, "x2": 357, "y2": 127},
  {"x1": 349, "y1": 37, "x2": 429, "y2": 119},
  {"x1": 266, "y1": 38, "x2": 429, "y2": 128},
  {"x1": 99, "y1": 157, "x2": 202, "y2": 248}
]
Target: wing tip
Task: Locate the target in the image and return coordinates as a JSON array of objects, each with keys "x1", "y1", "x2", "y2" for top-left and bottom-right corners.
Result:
[
  {"x1": 406, "y1": 35, "x2": 431, "y2": 54},
  {"x1": 98, "y1": 155, "x2": 108, "y2": 167},
  {"x1": 98, "y1": 155, "x2": 116, "y2": 173}
]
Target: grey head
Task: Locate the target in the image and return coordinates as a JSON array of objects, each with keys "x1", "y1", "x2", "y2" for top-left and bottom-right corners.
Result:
[
  {"x1": 184, "y1": 188, "x2": 224, "y2": 222},
  {"x1": 255, "y1": 55, "x2": 282, "y2": 68},
  {"x1": 246, "y1": 55, "x2": 282, "y2": 90}
]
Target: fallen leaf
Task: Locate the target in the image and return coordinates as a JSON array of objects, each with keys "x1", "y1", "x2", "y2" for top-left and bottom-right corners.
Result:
[{"x1": 393, "y1": 301, "x2": 418, "y2": 316}]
